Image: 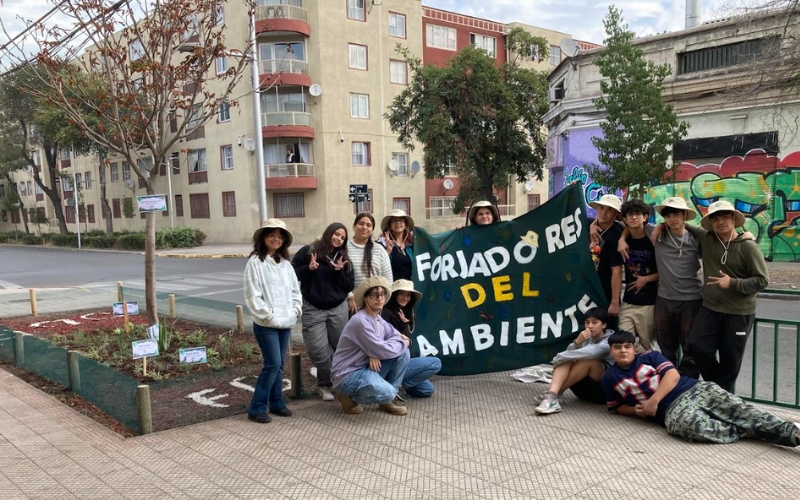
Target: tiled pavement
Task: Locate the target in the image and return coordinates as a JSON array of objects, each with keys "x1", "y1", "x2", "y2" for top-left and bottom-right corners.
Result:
[{"x1": 2, "y1": 368, "x2": 799, "y2": 500}]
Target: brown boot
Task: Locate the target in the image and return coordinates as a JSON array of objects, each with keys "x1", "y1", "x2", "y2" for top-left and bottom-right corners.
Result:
[
  {"x1": 378, "y1": 399, "x2": 408, "y2": 416},
  {"x1": 335, "y1": 392, "x2": 364, "y2": 414}
]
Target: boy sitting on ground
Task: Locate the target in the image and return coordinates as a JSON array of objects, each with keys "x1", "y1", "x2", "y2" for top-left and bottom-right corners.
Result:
[
  {"x1": 601, "y1": 330, "x2": 800, "y2": 446},
  {"x1": 535, "y1": 307, "x2": 614, "y2": 415}
]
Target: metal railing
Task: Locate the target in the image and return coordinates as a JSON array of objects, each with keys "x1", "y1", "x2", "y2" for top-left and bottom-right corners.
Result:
[
  {"x1": 262, "y1": 111, "x2": 311, "y2": 126},
  {"x1": 267, "y1": 163, "x2": 314, "y2": 178},
  {"x1": 255, "y1": 4, "x2": 308, "y2": 23},
  {"x1": 737, "y1": 318, "x2": 800, "y2": 410},
  {"x1": 497, "y1": 204, "x2": 516, "y2": 217},
  {"x1": 258, "y1": 59, "x2": 308, "y2": 75}
]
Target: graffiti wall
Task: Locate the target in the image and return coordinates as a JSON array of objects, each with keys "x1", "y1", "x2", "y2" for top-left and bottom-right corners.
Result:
[{"x1": 552, "y1": 127, "x2": 800, "y2": 261}]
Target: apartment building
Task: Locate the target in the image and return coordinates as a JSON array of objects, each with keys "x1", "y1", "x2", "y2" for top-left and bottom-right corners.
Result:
[{"x1": 1, "y1": 1, "x2": 596, "y2": 243}]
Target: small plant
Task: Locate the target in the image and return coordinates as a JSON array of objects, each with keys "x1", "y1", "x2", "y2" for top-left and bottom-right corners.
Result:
[
  {"x1": 217, "y1": 335, "x2": 232, "y2": 358},
  {"x1": 51, "y1": 334, "x2": 67, "y2": 345},
  {"x1": 84, "y1": 346, "x2": 103, "y2": 362},
  {"x1": 157, "y1": 318, "x2": 172, "y2": 353},
  {"x1": 187, "y1": 330, "x2": 205, "y2": 345},
  {"x1": 72, "y1": 330, "x2": 91, "y2": 347},
  {"x1": 236, "y1": 343, "x2": 255, "y2": 361},
  {"x1": 148, "y1": 370, "x2": 165, "y2": 381}
]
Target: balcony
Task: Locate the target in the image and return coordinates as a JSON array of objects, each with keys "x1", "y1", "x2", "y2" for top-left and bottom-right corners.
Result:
[
  {"x1": 259, "y1": 59, "x2": 311, "y2": 87},
  {"x1": 265, "y1": 163, "x2": 317, "y2": 190},
  {"x1": 261, "y1": 111, "x2": 313, "y2": 139},
  {"x1": 255, "y1": 4, "x2": 310, "y2": 37}
]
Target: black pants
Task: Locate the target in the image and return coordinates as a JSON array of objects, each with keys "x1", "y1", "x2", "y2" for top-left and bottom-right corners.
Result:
[
  {"x1": 681, "y1": 306, "x2": 754, "y2": 392},
  {"x1": 656, "y1": 297, "x2": 702, "y2": 366}
]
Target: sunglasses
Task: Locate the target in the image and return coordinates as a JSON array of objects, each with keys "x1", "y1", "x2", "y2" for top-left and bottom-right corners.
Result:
[{"x1": 366, "y1": 291, "x2": 386, "y2": 299}]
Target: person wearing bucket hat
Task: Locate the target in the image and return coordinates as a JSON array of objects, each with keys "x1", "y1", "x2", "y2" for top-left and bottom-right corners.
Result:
[
  {"x1": 292, "y1": 222, "x2": 355, "y2": 401},
  {"x1": 617, "y1": 196, "x2": 703, "y2": 366},
  {"x1": 330, "y1": 277, "x2": 411, "y2": 416},
  {"x1": 381, "y1": 280, "x2": 442, "y2": 398},
  {"x1": 243, "y1": 219, "x2": 302, "y2": 423},
  {"x1": 588, "y1": 194, "x2": 624, "y2": 323},
  {"x1": 674, "y1": 199, "x2": 769, "y2": 392},
  {"x1": 378, "y1": 209, "x2": 415, "y2": 280},
  {"x1": 467, "y1": 200, "x2": 501, "y2": 226}
]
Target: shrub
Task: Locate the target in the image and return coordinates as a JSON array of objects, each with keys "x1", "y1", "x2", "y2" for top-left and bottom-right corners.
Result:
[
  {"x1": 21, "y1": 234, "x2": 43, "y2": 245},
  {"x1": 114, "y1": 233, "x2": 146, "y2": 250},
  {"x1": 194, "y1": 229, "x2": 207, "y2": 246},
  {"x1": 87, "y1": 229, "x2": 106, "y2": 237},
  {"x1": 158, "y1": 226, "x2": 201, "y2": 248},
  {"x1": 84, "y1": 235, "x2": 117, "y2": 248},
  {"x1": 4, "y1": 230, "x2": 26, "y2": 241},
  {"x1": 51, "y1": 233, "x2": 80, "y2": 247},
  {"x1": 0, "y1": 233, "x2": 7, "y2": 244}
]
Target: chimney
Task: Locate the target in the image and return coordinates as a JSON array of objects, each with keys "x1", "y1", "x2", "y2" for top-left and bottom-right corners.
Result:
[{"x1": 686, "y1": 0, "x2": 701, "y2": 29}]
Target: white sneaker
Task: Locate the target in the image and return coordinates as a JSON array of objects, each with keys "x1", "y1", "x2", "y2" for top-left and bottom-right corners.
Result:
[
  {"x1": 534, "y1": 392, "x2": 562, "y2": 415},
  {"x1": 318, "y1": 387, "x2": 335, "y2": 401}
]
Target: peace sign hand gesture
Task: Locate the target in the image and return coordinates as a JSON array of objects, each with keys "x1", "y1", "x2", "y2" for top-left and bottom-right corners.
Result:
[
  {"x1": 707, "y1": 270, "x2": 731, "y2": 289},
  {"x1": 397, "y1": 310, "x2": 410, "y2": 324},
  {"x1": 309, "y1": 253, "x2": 319, "y2": 271},
  {"x1": 332, "y1": 256, "x2": 348, "y2": 271},
  {"x1": 383, "y1": 231, "x2": 394, "y2": 253}
]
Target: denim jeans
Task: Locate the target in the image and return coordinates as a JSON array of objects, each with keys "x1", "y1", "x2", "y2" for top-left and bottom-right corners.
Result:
[
  {"x1": 249, "y1": 324, "x2": 291, "y2": 416},
  {"x1": 403, "y1": 357, "x2": 442, "y2": 397},
  {"x1": 337, "y1": 350, "x2": 410, "y2": 405}
]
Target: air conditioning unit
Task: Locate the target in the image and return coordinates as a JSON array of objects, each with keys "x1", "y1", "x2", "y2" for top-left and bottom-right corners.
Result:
[{"x1": 548, "y1": 87, "x2": 559, "y2": 103}]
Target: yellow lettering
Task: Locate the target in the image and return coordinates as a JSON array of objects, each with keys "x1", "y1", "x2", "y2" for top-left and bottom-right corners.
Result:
[
  {"x1": 492, "y1": 275, "x2": 514, "y2": 302},
  {"x1": 460, "y1": 283, "x2": 486, "y2": 308},
  {"x1": 522, "y1": 272, "x2": 540, "y2": 297}
]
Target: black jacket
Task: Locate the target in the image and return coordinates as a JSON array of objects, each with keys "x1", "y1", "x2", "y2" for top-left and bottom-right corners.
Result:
[
  {"x1": 381, "y1": 306, "x2": 413, "y2": 335},
  {"x1": 292, "y1": 245, "x2": 355, "y2": 310}
]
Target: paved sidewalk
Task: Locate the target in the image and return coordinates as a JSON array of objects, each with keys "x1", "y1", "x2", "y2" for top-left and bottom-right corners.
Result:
[{"x1": 1, "y1": 366, "x2": 799, "y2": 499}]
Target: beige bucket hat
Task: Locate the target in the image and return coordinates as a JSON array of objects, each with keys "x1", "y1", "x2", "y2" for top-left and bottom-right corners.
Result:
[
  {"x1": 252, "y1": 218, "x2": 293, "y2": 246},
  {"x1": 390, "y1": 279, "x2": 423, "y2": 302},
  {"x1": 354, "y1": 276, "x2": 392, "y2": 309},
  {"x1": 588, "y1": 194, "x2": 622, "y2": 219},
  {"x1": 654, "y1": 197, "x2": 697, "y2": 220},
  {"x1": 700, "y1": 200, "x2": 746, "y2": 230},
  {"x1": 380, "y1": 209, "x2": 415, "y2": 233},
  {"x1": 467, "y1": 201, "x2": 500, "y2": 225}
]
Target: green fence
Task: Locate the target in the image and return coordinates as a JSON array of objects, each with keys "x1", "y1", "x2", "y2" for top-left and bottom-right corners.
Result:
[{"x1": 736, "y1": 318, "x2": 800, "y2": 410}]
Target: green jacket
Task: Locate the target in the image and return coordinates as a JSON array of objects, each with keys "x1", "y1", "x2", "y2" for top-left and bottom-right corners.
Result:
[{"x1": 685, "y1": 224, "x2": 769, "y2": 315}]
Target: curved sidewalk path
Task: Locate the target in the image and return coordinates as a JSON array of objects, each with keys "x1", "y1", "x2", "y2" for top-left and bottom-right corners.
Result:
[{"x1": 1, "y1": 367, "x2": 799, "y2": 499}]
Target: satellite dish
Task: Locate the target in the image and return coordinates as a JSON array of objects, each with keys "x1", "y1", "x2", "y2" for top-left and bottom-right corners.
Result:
[
  {"x1": 443, "y1": 179, "x2": 454, "y2": 190},
  {"x1": 24, "y1": 165, "x2": 33, "y2": 173},
  {"x1": 559, "y1": 38, "x2": 580, "y2": 58},
  {"x1": 243, "y1": 138, "x2": 256, "y2": 152},
  {"x1": 309, "y1": 84, "x2": 323, "y2": 97},
  {"x1": 125, "y1": 179, "x2": 135, "y2": 189},
  {"x1": 524, "y1": 180, "x2": 534, "y2": 192},
  {"x1": 411, "y1": 161, "x2": 421, "y2": 174},
  {"x1": 387, "y1": 159, "x2": 399, "y2": 172}
]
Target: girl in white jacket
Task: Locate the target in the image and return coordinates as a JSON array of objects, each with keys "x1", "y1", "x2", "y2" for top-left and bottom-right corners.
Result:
[{"x1": 244, "y1": 219, "x2": 302, "y2": 424}]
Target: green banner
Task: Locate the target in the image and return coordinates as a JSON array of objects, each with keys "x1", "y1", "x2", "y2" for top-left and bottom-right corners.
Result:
[{"x1": 412, "y1": 184, "x2": 607, "y2": 375}]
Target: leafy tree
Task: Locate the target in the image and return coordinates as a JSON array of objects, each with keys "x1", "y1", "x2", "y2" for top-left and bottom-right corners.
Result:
[
  {"x1": 588, "y1": 6, "x2": 689, "y2": 198},
  {"x1": 385, "y1": 28, "x2": 551, "y2": 213}
]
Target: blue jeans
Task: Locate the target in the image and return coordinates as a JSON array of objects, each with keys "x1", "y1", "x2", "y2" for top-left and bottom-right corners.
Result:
[
  {"x1": 337, "y1": 350, "x2": 410, "y2": 405},
  {"x1": 403, "y1": 357, "x2": 442, "y2": 397},
  {"x1": 249, "y1": 324, "x2": 291, "y2": 415}
]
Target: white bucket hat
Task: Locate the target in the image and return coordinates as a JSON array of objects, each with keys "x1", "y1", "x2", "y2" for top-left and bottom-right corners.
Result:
[
  {"x1": 588, "y1": 194, "x2": 622, "y2": 219},
  {"x1": 252, "y1": 218, "x2": 293, "y2": 246},
  {"x1": 467, "y1": 201, "x2": 500, "y2": 225},
  {"x1": 700, "y1": 200, "x2": 746, "y2": 230},
  {"x1": 354, "y1": 276, "x2": 392, "y2": 309},
  {"x1": 390, "y1": 279, "x2": 422, "y2": 302},
  {"x1": 380, "y1": 209, "x2": 415, "y2": 233},
  {"x1": 654, "y1": 197, "x2": 697, "y2": 221}
]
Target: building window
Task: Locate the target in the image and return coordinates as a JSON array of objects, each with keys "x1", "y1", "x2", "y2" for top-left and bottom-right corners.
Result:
[
  {"x1": 221, "y1": 145, "x2": 233, "y2": 170},
  {"x1": 393, "y1": 197, "x2": 410, "y2": 215},
  {"x1": 215, "y1": 56, "x2": 228, "y2": 75},
  {"x1": 123, "y1": 162, "x2": 131, "y2": 181},
  {"x1": 549, "y1": 46, "x2": 562, "y2": 65},
  {"x1": 348, "y1": 44, "x2": 368, "y2": 70},
  {"x1": 471, "y1": 34, "x2": 497, "y2": 58},
  {"x1": 389, "y1": 12, "x2": 406, "y2": 38},
  {"x1": 677, "y1": 37, "x2": 779, "y2": 75},
  {"x1": 186, "y1": 103, "x2": 203, "y2": 130},
  {"x1": 347, "y1": 0, "x2": 365, "y2": 21},
  {"x1": 274, "y1": 193, "x2": 304, "y2": 218},
  {"x1": 190, "y1": 193, "x2": 210, "y2": 219},
  {"x1": 110, "y1": 163, "x2": 119, "y2": 182},
  {"x1": 218, "y1": 100, "x2": 230, "y2": 122},
  {"x1": 171, "y1": 152, "x2": 181, "y2": 175},
  {"x1": 391, "y1": 152, "x2": 408, "y2": 176},
  {"x1": 75, "y1": 174, "x2": 82, "y2": 191},
  {"x1": 175, "y1": 195, "x2": 184, "y2": 217},
  {"x1": 353, "y1": 188, "x2": 373, "y2": 214},
  {"x1": 130, "y1": 38, "x2": 145, "y2": 61},
  {"x1": 426, "y1": 24, "x2": 456, "y2": 51},
  {"x1": 389, "y1": 60, "x2": 407, "y2": 85},
  {"x1": 352, "y1": 142, "x2": 371, "y2": 166},
  {"x1": 85, "y1": 172, "x2": 92, "y2": 189},
  {"x1": 214, "y1": 1, "x2": 224, "y2": 26},
  {"x1": 222, "y1": 191, "x2": 236, "y2": 217},
  {"x1": 349, "y1": 93, "x2": 369, "y2": 119},
  {"x1": 87, "y1": 204, "x2": 96, "y2": 223},
  {"x1": 189, "y1": 149, "x2": 207, "y2": 172},
  {"x1": 112, "y1": 198, "x2": 121, "y2": 218},
  {"x1": 429, "y1": 196, "x2": 457, "y2": 218},
  {"x1": 527, "y1": 194, "x2": 541, "y2": 212}
]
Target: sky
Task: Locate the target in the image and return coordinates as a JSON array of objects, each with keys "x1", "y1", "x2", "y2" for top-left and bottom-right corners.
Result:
[{"x1": 0, "y1": 0, "x2": 762, "y2": 67}]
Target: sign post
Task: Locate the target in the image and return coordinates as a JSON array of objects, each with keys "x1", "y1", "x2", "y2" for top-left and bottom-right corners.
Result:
[{"x1": 348, "y1": 184, "x2": 369, "y2": 213}]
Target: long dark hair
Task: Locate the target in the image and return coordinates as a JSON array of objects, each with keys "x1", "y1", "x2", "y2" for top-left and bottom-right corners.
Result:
[
  {"x1": 385, "y1": 292, "x2": 417, "y2": 332},
  {"x1": 250, "y1": 228, "x2": 291, "y2": 263},
  {"x1": 353, "y1": 213, "x2": 376, "y2": 278},
  {"x1": 311, "y1": 222, "x2": 350, "y2": 267}
]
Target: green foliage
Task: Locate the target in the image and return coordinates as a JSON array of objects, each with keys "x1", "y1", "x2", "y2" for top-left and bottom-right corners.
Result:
[
  {"x1": 87, "y1": 229, "x2": 106, "y2": 237},
  {"x1": 114, "y1": 233, "x2": 146, "y2": 250},
  {"x1": 21, "y1": 234, "x2": 43, "y2": 245},
  {"x1": 51, "y1": 233, "x2": 80, "y2": 247},
  {"x1": 157, "y1": 318, "x2": 173, "y2": 353},
  {"x1": 588, "y1": 6, "x2": 690, "y2": 198},
  {"x1": 505, "y1": 26, "x2": 550, "y2": 65},
  {"x1": 236, "y1": 343, "x2": 256, "y2": 361},
  {"x1": 0, "y1": 233, "x2": 6, "y2": 244},
  {"x1": 122, "y1": 197, "x2": 135, "y2": 218},
  {"x1": 84, "y1": 235, "x2": 117, "y2": 248},
  {"x1": 385, "y1": 44, "x2": 549, "y2": 212}
]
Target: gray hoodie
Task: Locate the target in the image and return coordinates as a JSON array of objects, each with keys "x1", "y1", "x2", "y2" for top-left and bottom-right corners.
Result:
[{"x1": 552, "y1": 328, "x2": 614, "y2": 367}]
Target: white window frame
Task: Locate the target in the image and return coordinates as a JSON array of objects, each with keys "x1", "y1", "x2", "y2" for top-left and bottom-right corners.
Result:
[
  {"x1": 349, "y1": 93, "x2": 369, "y2": 119},
  {"x1": 471, "y1": 33, "x2": 497, "y2": 58},
  {"x1": 214, "y1": 1, "x2": 224, "y2": 26},
  {"x1": 389, "y1": 60, "x2": 407, "y2": 85},
  {"x1": 347, "y1": 0, "x2": 365, "y2": 21},
  {"x1": 429, "y1": 196, "x2": 457, "y2": 218},
  {"x1": 186, "y1": 103, "x2": 203, "y2": 130},
  {"x1": 75, "y1": 173, "x2": 82, "y2": 191},
  {"x1": 348, "y1": 44, "x2": 367, "y2": 70},
  {"x1": 550, "y1": 46, "x2": 562, "y2": 65},
  {"x1": 218, "y1": 101, "x2": 231, "y2": 122},
  {"x1": 352, "y1": 142, "x2": 370, "y2": 166},
  {"x1": 215, "y1": 56, "x2": 228, "y2": 75},
  {"x1": 123, "y1": 162, "x2": 131, "y2": 181},
  {"x1": 85, "y1": 172, "x2": 93, "y2": 189},
  {"x1": 393, "y1": 198, "x2": 410, "y2": 214},
  {"x1": 426, "y1": 24, "x2": 456, "y2": 51},
  {"x1": 221, "y1": 145, "x2": 234, "y2": 170},
  {"x1": 188, "y1": 149, "x2": 207, "y2": 172},
  {"x1": 392, "y1": 152, "x2": 408, "y2": 176},
  {"x1": 130, "y1": 38, "x2": 145, "y2": 61},
  {"x1": 389, "y1": 12, "x2": 406, "y2": 38}
]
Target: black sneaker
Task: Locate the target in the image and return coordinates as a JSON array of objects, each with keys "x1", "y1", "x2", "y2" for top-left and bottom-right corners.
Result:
[
  {"x1": 247, "y1": 413, "x2": 272, "y2": 424},
  {"x1": 270, "y1": 407, "x2": 293, "y2": 417}
]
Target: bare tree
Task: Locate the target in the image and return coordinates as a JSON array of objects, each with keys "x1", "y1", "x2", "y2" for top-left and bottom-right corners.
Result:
[{"x1": 4, "y1": 0, "x2": 255, "y2": 324}]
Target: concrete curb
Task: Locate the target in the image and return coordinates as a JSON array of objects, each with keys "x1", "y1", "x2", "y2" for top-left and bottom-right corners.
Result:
[
  {"x1": 758, "y1": 292, "x2": 800, "y2": 302},
  {"x1": 156, "y1": 253, "x2": 249, "y2": 259},
  {"x1": 0, "y1": 243, "x2": 145, "y2": 256}
]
